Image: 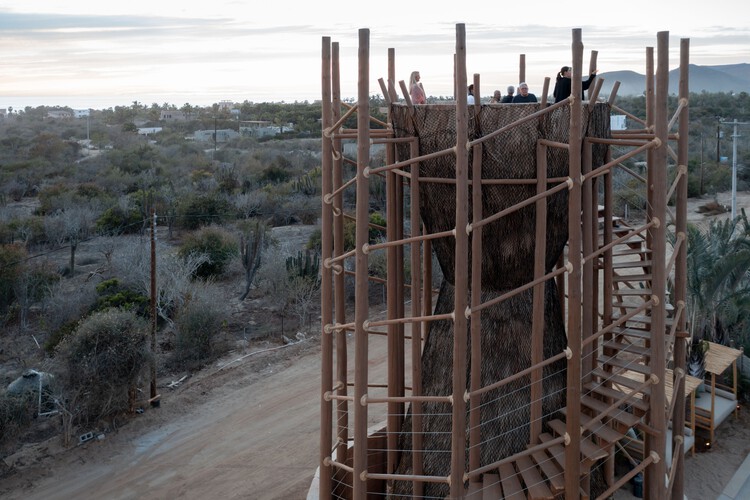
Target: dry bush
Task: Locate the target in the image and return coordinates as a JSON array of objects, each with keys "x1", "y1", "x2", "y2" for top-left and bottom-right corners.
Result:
[{"x1": 55, "y1": 308, "x2": 151, "y2": 424}]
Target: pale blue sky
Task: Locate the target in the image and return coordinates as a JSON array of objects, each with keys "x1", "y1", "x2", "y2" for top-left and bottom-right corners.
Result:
[{"x1": 1, "y1": 0, "x2": 748, "y2": 109}]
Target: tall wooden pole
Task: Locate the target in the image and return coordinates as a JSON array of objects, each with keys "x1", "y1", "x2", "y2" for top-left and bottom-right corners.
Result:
[
  {"x1": 671, "y1": 37, "x2": 690, "y2": 500},
  {"x1": 645, "y1": 31, "x2": 669, "y2": 499},
  {"x1": 319, "y1": 35, "x2": 334, "y2": 499},
  {"x1": 451, "y1": 23, "x2": 469, "y2": 499},
  {"x1": 564, "y1": 27, "x2": 584, "y2": 498},
  {"x1": 352, "y1": 28, "x2": 371, "y2": 500},
  {"x1": 150, "y1": 208, "x2": 157, "y2": 402}
]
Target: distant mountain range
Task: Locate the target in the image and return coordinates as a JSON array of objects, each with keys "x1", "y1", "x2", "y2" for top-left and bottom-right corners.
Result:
[{"x1": 598, "y1": 64, "x2": 750, "y2": 96}]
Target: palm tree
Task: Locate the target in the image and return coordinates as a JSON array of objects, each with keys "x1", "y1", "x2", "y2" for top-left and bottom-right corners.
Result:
[{"x1": 683, "y1": 209, "x2": 750, "y2": 346}]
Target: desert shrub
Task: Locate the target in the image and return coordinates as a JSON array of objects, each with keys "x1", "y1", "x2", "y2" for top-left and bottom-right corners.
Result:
[
  {"x1": 7, "y1": 216, "x2": 47, "y2": 247},
  {"x1": 0, "y1": 244, "x2": 26, "y2": 314},
  {"x1": 96, "y1": 206, "x2": 144, "y2": 235},
  {"x1": 178, "y1": 226, "x2": 238, "y2": 278},
  {"x1": 41, "y1": 280, "x2": 98, "y2": 344},
  {"x1": 177, "y1": 193, "x2": 234, "y2": 230},
  {"x1": 55, "y1": 309, "x2": 151, "y2": 422},
  {"x1": 170, "y1": 286, "x2": 228, "y2": 370},
  {"x1": 93, "y1": 278, "x2": 149, "y2": 317},
  {"x1": 0, "y1": 392, "x2": 36, "y2": 444}
]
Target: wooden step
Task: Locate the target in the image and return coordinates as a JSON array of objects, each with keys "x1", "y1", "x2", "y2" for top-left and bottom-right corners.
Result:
[
  {"x1": 591, "y1": 367, "x2": 652, "y2": 399},
  {"x1": 612, "y1": 247, "x2": 651, "y2": 257},
  {"x1": 516, "y1": 454, "x2": 554, "y2": 500},
  {"x1": 498, "y1": 462, "x2": 525, "y2": 500},
  {"x1": 576, "y1": 411, "x2": 628, "y2": 444},
  {"x1": 559, "y1": 404, "x2": 636, "y2": 438},
  {"x1": 483, "y1": 472, "x2": 502, "y2": 499},
  {"x1": 537, "y1": 432, "x2": 567, "y2": 472},
  {"x1": 601, "y1": 339, "x2": 652, "y2": 358},
  {"x1": 529, "y1": 448, "x2": 565, "y2": 494},
  {"x1": 546, "y1": 419, "x2": 609, "y2": 462},
  {"x1": 612, "y1": 273, "x2": 652, "y2": 282},
  {"x1": 612, "y1": 314, "x2": 675, "y2": 326},
  {"x1": 579, "y1": 395, "x2": 642, "y2": 429},
  {"x1": 609, "y1": 325, "x2": 651, "y2": 336},
  {"x1": 583, "y1": 380, "x2": 649, "y2": 413},
  {"x1": 612, "y1": 288, "x2": 652, "y2": 296},
  {"x1": 598, "y1": 355, "x2": 651, "y2": 376},
  {"x1": 612, "y1": 259, "x2": 652, "y2": 269}
]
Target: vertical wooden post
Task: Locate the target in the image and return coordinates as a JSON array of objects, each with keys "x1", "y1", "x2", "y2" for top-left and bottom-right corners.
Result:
[
  {"x1": 530, "y1": 141, "x2": 548, "y2": 442},
  {"x1": 645, "y1": 31, "x2": 669, "y2": 500},
  {"x1": 670, "y1": 37, "x2": 690, "y2": 500},
  {"x1": 469, "y1": 142, "x2": 483, "y2": 485},
  {"x1": 332, "y1": 40, "x2": 349, "y2": 469},
  {"x1": 352, "y1": 28, "x2": 371, "y2": 500},
  {"x1": 564, "y1": 27, "x2": 584, "y2": 499},
  {"x1": 451, "y1": 23, "x2": 469, "y2": 499},
  {"x1": 386, "y1": 45, "x2": 403, "y2": 478},
  {"x1": 409, "y1": 139, "x2": 425, "y2": 497},
  {"x1": 319, "y1": 36, "x2": 334, "y2": 499}
]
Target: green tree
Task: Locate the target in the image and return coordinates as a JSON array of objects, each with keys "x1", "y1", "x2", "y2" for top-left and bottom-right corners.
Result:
[{"x1": 682, "y1": 211, "x2": 750, "y2": 346}]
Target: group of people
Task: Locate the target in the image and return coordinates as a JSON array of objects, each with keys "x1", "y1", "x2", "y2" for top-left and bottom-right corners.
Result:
[{"x1": 409, "y1": 66, "x2": 598, "y2": 105}]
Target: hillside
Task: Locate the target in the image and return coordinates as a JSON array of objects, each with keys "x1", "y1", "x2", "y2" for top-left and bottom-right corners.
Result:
[{"x1": 600, "y1": 63, "x2": 750, "y2": 96}]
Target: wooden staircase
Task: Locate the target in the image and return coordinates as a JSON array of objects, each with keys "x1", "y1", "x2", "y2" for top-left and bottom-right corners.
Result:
[{"x1": 464, "y1": 214, "x2": 670, "y2": 499}]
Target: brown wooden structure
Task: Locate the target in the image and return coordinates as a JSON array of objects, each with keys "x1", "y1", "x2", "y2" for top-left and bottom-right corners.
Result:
[{"x1": 318, "y1": 25, "x2": 691, "y2": 499}]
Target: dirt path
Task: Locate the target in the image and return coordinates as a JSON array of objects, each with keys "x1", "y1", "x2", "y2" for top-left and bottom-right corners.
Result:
[{"x1": 2, "y1": 339, "x2": 326, "y2": 500}]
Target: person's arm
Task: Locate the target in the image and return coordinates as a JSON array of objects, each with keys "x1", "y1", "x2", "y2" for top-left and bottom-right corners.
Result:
[{"x1": 582, "y1": 71, "x2": 598, "y2": 90}]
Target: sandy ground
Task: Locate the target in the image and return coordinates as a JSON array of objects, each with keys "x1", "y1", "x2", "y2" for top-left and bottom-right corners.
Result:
[{"x1": 3, "y1": 192, "x2": 750, "y2": 500}]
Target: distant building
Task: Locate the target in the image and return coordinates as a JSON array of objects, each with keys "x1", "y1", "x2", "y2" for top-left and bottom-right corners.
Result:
[
  {"x1": 160, "y1": 110, "x2": 188, "y2": 122},
  {"x1": 239, "y1": 120, "x2": 295, "y2": 138},
  {"x1": 73, "y1": 109, "x2": 91, "y2": 118},
  {"x1": 218, "y1": 100, "x2": 234, "y2": 111},
  {"x1": 611, "y1": 115, "x2": 627, "y2": 131},
  {"x1": 193, "y1": 129, "x2": 239, "y2": 143},
  {"x1": 138, "y1": 127, "x2": 163, "y2": 136},
  {"x1": 46, "y1": 110, "x2": 73, "y2": 119}
]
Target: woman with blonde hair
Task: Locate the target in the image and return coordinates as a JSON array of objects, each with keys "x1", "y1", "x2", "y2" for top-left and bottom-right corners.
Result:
[{"x1": 409, "y1": 71, "x2": 426, "y2": 104}]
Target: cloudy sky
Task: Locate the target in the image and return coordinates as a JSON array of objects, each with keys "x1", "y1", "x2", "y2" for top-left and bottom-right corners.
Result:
[{"x1": 1, "y1": 0, "x2": 748, "y2": 110}]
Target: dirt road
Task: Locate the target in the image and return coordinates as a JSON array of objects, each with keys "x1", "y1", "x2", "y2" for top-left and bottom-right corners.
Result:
[{"x1": 3, "y1": 340, "x2": 325, "y2": 500}]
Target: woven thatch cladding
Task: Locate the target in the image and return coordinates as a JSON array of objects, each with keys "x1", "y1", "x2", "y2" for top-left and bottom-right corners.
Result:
[
  {"x1": 390, "y1": 102, "x2": 611, "y2": 289},
  {"x1": 387, "y1": 103, "x2": 611, "y2": 497}
]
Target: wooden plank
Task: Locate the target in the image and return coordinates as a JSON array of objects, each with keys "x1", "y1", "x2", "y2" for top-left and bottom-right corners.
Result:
[
  {"x1": 530, "y1": 448, "x2": 565, "y2": 493},
  {"x1": 516, "y1": 454, "x2": 554, "y2": 499},
  {"x1": 612, "y1": 259, "x2": 652, "y2": 269},
  {"x1": 612, "y1": 273, "x2": 652, "y2": 282},
  {"x1": 576, "y1": 411, "x2": 627, "y2": 443},
  {"x1": 602, "y1": 339, "x2": 651, "y2": 357},
  {"x1": 584, "y1": 380, "x2": 649, "y2": 413},
  {"x1": 538, "y1": 432, "x2": 566, "y2": 469},
  {"x1": 612, "y1": 288, "x2": 653, "y2": 296},
  {"x1": 482, "y1": 472, "x2": 502, "y2": 500},
  {"x1": 580, "y1": 395, "x2": 641, "y2": 429},
  {"x1": 598, "y1": 355, "x2": 651, "y2": 377},
  {"x1": 546, "y1": 419, "x2": 608, "y2": 462},
  {"x1": 498, "y1": 462, "x2": 525, "y2": 500}
]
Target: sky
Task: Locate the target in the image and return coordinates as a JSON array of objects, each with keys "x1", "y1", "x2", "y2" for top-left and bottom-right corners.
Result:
[{"x1": 1, "y1": 0, "x2": 748, "y2": 110}]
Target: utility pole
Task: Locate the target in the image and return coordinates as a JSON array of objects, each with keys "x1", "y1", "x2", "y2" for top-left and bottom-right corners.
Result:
[
  {"x1": 723, "y1": 119, "x2": 750, "y2": 221},
  {"x1": 150, "y1": 208, "x2": 159, "y2": 406}
]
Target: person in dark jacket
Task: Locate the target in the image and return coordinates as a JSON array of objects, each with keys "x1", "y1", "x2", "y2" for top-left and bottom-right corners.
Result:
[
  {"x1": 501, "y1": 85, "x2": 514, "y2": 103},
  {"x1": 511, "y1": 82, "x2": 537, "y2": 103},
  {"x1": 553, "y1": 66, "x2": 598, "y2": 103}
]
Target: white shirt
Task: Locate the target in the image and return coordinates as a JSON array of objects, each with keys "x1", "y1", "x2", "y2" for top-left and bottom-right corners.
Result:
[{"x1": 467, "y1": 94, "x2": 475, "y2": 105}]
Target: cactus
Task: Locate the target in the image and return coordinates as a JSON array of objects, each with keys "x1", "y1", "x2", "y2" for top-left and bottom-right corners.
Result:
[
  {"x1": 239, "y1": 219, "x2": 267, "y2": 301},
  {"x1": 286, "y1": 249, "x2": 320, "y2": 285}
]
